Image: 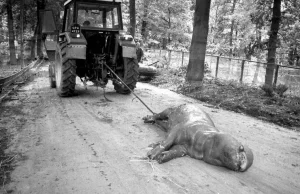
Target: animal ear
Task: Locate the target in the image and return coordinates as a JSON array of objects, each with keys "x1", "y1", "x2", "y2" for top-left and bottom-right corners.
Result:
[{"x1": 239, "y1": 145, "x2": 244, "y2": 152}]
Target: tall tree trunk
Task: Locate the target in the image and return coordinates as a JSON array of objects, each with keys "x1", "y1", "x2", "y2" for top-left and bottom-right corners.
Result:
[
  {"x1": 6, "y1": 0, "x2": 17, "y2": 65},
  {"x1": 229, "y1": 0, "x2": 237, "y2": 57},
  {"x1": 0, "y1": 9, "x2": 3, "y2": 42},
  {"x1": 141, "y1": 0, "x2": 150, "y2": 43},
  {"x1": 227, "y1": 0, "x2": 237, "y2": 79},
  {"x1": 265, "y1": 0, "x2": 281, "y2": 86},
  {"x1": 168, "y1": 8, "x2": 171, "y2": 45},
  {"x1": 37, "y1": 0, "x2": 46, "y2": 58},
  {"x1": 129, "y1": 0, "x2": 136, "y2": 38},
  {"x1": 288, "y1": 43, "x2": 296, "y2": 66},
  {"x1": 31, "y1": 25, "x2": 38, "y2": 59},
  {"x1": 212, "y1": 3, "x2": 219, "y2": 44},
  {"x1": 186, "y1": 0, "x2": 211, "y2": 82},
  {"x1": 252, "y1": 23, "x2": 262, "y2": 85},
  {"x1": 20, "y1": 0, "x2": 24, "y2": 67}
]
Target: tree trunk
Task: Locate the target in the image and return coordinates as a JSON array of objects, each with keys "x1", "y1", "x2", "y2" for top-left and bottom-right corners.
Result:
[
  {"x1": 129, "y1": 0, "x2": 136, "y2": 38},
  {"x1": 288, "y1": 43, "x2": 296, "y2": 66},
  {"x1": 6, "y1": 0, "x2": 17, "y2": 65},
  {"x1": 229, "y1": 0, "x2": 237, "y2": 57},
  {"x1": 168, "y1": 8, "x2": 171, "y2": 45},
  {"x1": 37, "y1": 0, "x2": 46, "y2": 58},
  {"x1": 31, "y1": 25, "x2": 38, "y2": 60},
  {"x1": 20, "y1": 0, "x2": 24, "y2": 68},
  {"x1": 186, "y1": 0, "x2": 211, "y2": 82},
  {"x1": 265, "y1": 0, "x2": 281, "y2": 86},
  {"x1": 141, "y1": 0, "x2": 150, "y2": 43},
  {"x1": 162, "y1": 38, "x2": 167, "y2": 50},
  {"x1": 0, "y1": 11, "x2": 2, "y2": 42}
]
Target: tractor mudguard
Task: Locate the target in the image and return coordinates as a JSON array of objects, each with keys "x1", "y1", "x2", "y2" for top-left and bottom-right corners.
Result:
[
  {"x1": 117, "y1": 35, "x2": 137, "y2": 59},
  {"x1": 59, "y1": 32, "x2": 87, "y2": 60}
]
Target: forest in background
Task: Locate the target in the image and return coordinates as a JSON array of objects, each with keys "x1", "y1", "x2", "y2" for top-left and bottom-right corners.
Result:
[{"x1": 0, "y1": 0, "x2": 300, "y2": 66}]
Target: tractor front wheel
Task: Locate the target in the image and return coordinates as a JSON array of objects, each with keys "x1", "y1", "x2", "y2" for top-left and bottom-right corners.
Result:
[{"x1": 113, "y1": 58, "x2": 139, "y2": 94}]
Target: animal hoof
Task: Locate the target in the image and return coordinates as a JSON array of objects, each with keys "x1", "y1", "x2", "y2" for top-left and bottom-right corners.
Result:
[
  {"x1": 147, "y1": 151, "x2": 155, "y2": 160},
  {"x1": 147, "y1": 146, "x2": 164, "y2": 160},
  {"x1": 156, "y1": 152, "x2": 168, "y2": 164}
]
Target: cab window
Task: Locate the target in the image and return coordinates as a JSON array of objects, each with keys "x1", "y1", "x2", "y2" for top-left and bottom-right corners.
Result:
[
  {"x1": 65, "y1": 3, "x2": 74, "y2": 31},
  {"x1": 77, "y1": 3, "x2": 120, "y2": 29}
]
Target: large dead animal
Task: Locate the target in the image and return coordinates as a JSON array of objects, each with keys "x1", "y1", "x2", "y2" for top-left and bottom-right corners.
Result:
[{"x1": 143, "y1": 104, "x2": 254, "y2": 172}]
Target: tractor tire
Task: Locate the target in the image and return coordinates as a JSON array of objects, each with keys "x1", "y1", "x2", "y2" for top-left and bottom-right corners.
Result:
[
  {"x1": 49, "y1": 63, "x2": 56, "y2": 88},
  {"x1": 55, "y1": 41, "x2": 77, "y2": 97},
  {"x1": 113, "y1": 58, "x2": 139, "y2": 94}
]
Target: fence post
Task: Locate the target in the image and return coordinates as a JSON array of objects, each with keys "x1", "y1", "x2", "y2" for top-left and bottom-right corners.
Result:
[
  {"x1": 215, "y1": 56, "x2": 220, "y2": 78},
  {"x1": 240, "y1": 60, "x2": 245, "y2": 83},
  {"x1": 273, "y1": 65, "x2": 280, "y2": 86},
  {"x1": 181, "y1": 52, "x2": 184, "y2": 67},
  {"x1": 159, "y1": 49, "x2": 161, "y2": 56}
]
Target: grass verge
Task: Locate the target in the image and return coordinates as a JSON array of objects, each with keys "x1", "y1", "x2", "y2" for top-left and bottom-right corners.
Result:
[{"x1": 148, "y1": 68, "x2": 300, "y2": 131}]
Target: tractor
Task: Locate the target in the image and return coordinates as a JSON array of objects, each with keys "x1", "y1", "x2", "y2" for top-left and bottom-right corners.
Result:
[{"x1": 42, "y1": 0, "x2": 139, "y2": 96}]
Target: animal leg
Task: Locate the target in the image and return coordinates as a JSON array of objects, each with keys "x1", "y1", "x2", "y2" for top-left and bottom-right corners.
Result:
[
  {"x1": 147, "y1": 136, "x2": 174, "y2": 160},
  {"x1": 147, "y1": 125, "x2": 181, "y2": 160},
  {"x1": 156, "y1": 145, "x2": 187, "y2": 164}
]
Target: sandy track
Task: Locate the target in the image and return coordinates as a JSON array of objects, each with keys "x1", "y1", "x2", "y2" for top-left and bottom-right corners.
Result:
[{"x1": 1, "y1": 62, "x2": 300, "y2": 194}]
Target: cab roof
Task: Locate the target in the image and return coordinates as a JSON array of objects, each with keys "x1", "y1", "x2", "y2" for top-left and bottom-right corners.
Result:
[{"x1": 64, "y1": 0, "x2": 121, "y2": 6}]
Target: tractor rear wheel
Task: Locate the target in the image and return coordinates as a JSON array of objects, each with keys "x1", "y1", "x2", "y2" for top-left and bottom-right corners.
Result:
[
  {"x1": 49, "y1": 62, "x2": 56, "y2": 88},
  {"x1": 113, "y1": 58, "x2": 139, "y2": 94},
  {"x1": 55, "y1": 41, "x2": 77, "y2": 97}
]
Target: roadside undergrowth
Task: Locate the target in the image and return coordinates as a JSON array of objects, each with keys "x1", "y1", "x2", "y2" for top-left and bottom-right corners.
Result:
[
  {"x1": 149, "y1": 68, "x2": 300, "y2": 131},
  {"x1": 0, "y1": 127, "x2": 13, "y2": 188}
]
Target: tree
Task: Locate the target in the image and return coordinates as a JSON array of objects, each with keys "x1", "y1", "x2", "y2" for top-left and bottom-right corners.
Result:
[
  {"x1": 20, "y1": 0, "x2": 24, "y2": 68},
  {"x1": 36, "y1": 0, "x2": 46, "y2": 58},
  {"x1": 129, "y1": 0, "x2": 136, "y2": 37},
  {"x1": 137, "y1": 0, "x2": 192, "y2": 49},
  {"x1": 265, "y1": 0, "x2": 281, "y2": 86},
  {"x1": 186, "y1": 0, "x2": 211, "y2": 83},
  {"x1": 140, "y1": 0, "x2": 151, "y2": 43},
  {"x1": 6, "y1": 0, "x2": 17, "y2": 65},
  {"x1": 229, "y1": 0, "x2": 237, "y2": 57}
]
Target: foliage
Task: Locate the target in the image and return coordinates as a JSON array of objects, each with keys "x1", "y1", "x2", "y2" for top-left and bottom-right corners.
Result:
[
  {"x1": 0, "y1": 127, "x2": 13, "y2": 187},
  {"x1": 149, "y1": 68, "x2": 300, "y2": 129},
  {"x1": 131, "y1": 0, "x2": 193, "y2": 49},
  {"x1": 260, "y1": 83, "x2": 289, "y2": 97}
]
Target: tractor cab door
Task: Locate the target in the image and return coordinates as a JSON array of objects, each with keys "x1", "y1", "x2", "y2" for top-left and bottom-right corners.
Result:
[{"x1": 63, "y1": 2, "x2": 75, "y2": 32}]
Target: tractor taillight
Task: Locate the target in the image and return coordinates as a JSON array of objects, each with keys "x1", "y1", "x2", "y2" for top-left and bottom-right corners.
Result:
[{"x1": 71, "y1": 24, "x2": 81, "y2": 38}]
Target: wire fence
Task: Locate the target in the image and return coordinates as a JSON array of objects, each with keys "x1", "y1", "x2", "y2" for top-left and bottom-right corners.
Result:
[{"x1": 145, "y1": 48, "x2": 300, "y2": 97}]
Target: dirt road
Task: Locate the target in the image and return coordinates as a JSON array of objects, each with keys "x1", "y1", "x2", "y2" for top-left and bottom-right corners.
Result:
[{"x1": 1, "y1": 62, "x2": 300, "y2": 194}]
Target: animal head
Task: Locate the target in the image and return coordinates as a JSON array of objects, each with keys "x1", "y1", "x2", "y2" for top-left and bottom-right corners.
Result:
[{"x1": 222, "y1": 143, "x2": 254, "y2": 172}]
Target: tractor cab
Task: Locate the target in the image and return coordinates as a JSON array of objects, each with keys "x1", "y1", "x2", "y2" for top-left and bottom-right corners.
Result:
[{"x1": 63, "y1": 0, "x2": 123, "y2": 32}]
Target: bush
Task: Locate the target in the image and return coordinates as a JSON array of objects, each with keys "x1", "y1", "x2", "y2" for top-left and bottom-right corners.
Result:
[
  {"x1": 260, "y1": 84, "x2": 288, "y2": 97},
  {"x1": 275, "y1": 84, "x2": 288, "y2": 97},
  {"x1": 260, "y1": 84, "x2": 274, "y2": 97}
]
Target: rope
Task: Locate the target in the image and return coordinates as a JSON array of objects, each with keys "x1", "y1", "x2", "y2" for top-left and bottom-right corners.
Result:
[
  {"x1": 102, "y1": 87, "x2": 112, "y2": 102},
  {"x1": 103, "y1": 63, "x2": 156, "y2": 115}
]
